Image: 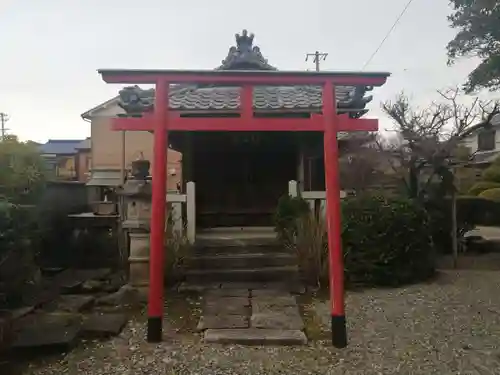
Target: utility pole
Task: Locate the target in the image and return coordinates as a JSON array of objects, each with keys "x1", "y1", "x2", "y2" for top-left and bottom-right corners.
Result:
[
  {"x1": 306, "y1": 51, "x2": 328, "y2": 72},
  {"x1": 0, "y1": 113, "x2": 10, "y2": 140}
]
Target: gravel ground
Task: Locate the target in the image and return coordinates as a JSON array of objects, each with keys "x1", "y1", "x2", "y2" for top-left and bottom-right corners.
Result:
[{"x1": 9, "y1": 270, "x2": 500, "y2": 375}]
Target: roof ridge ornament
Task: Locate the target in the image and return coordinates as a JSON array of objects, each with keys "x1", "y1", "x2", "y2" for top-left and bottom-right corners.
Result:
[
  {"x1": 218, "y1": 29, "x2": 277, "y2": 71},
  {"x1": 235, "y1": 29, "x2": 254, "y2": 52}
]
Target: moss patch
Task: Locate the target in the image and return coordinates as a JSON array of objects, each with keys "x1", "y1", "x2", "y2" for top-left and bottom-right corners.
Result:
[
  {"x1": 163, "y1": 292, "x2": 201, "y2": 336},
  {"x1": 297, "y1": 293, "x2": 329, "y2": 341}
]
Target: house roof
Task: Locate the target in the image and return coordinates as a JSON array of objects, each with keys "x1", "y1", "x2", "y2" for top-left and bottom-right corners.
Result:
[
  {"x1": 461, "y1": 113, "x2": 500, "y2": 139},
  {"x1": 87, "y1": 169, "x2": 123, "y2": 187},
  {"x1": 84, "y1": 30, "x2": 387, "y2": 119},
  {"x1": 38, "y1": 139, "x2": 85, "y2": 155},
  {"x1": 468, "y1": 150, "x2": 500, "y2": 165},
  {"x1": 75, "y1": 138, "x2": 91, "y2": 150}
]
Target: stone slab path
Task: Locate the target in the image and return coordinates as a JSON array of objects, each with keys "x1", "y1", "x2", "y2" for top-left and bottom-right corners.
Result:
[
  {"x1": 3, "y1": 269, "x2": 128, "y2": 354},
  {"x1": 197, "y1": 284, "x2": 307, "y2": 345}
]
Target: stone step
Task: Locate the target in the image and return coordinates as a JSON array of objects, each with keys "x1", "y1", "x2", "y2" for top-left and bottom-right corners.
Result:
[
  {"x1": 187, "y1": 253, "x2": 296, "y2": 269},
  {"x1": 186, "y1": 266, "x2": 299, "y2": 283},
  {"x1": 204, "y1": 328, "x2": 307, "y2": 345},
  {"x1": 193, "y1": 244, "x2": 285, "y2": 255},
  {"x1": 195, "y1": 237, "x2": 279, "y2": 248},
  {"x1": 195, "y1": 227, "x2": 278, "y2": 248},
  {"x1": 177, "y1": 282, "x2": 305, "y2": 294}
]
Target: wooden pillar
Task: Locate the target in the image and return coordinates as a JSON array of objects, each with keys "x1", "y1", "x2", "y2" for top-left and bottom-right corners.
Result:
[
  {"x1": 297, "y1": 142, "x2": 305, "y2": 193},
  {"x1": 186, "y1": 181, "x2": 196, "y2": 244},
  {"x1": 182, "y1": 133, "x2": 194, "y2": 192}
]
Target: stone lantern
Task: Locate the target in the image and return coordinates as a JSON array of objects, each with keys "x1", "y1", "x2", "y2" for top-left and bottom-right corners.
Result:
[{"x1": 120, "y1": 159, "x2": 153, "y2": 291}]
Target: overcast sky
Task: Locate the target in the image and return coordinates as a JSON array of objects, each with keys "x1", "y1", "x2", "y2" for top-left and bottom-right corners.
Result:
[{"x1": 0, "y1": 0, "x2": 496, "y2": 142}]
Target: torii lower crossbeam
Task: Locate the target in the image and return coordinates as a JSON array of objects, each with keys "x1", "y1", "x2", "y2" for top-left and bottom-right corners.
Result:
[
  {"x1": 111, "y1": 114, "x2": 378, "y2": 132},
  {"x1": 99, "y1": 69, "x2": 388, "y2": 349}
]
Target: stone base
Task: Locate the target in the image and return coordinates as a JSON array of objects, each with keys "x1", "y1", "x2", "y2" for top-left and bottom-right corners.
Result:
[
  {"x1": 132, "y1": 285, "x2": 149, "y2": 303},
  {"x1": 129, "y1": 259, "x2": 149, "y2": 288}
]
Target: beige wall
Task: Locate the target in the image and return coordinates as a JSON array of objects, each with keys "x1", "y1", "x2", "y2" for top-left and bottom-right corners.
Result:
[
  {"x1": 77, "y1": 150, "x2": 91, "y2": 182},
  {"x1": 90, "y1": 114, "x2": 182, "y2": 191}
]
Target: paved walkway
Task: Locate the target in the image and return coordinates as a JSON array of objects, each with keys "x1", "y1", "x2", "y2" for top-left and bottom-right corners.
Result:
[{"x1": 197, "y1": 284, "x2": 307, "y2": 345}]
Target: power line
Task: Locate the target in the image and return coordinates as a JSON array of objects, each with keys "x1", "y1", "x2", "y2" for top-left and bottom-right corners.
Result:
[
  {"x1": 361, "y1": 0, "x2": 416, "y2": 70},
  {"x1": 306, "y1": 51, "x2": 328, "y2": 72}
]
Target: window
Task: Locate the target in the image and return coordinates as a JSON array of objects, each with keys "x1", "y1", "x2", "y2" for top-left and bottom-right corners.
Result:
[{"x1": 477, "y1": 129, "x2": 496, "y2": 151}]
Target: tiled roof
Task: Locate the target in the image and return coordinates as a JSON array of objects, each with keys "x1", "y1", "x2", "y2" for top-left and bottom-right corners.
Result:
[
  {"x1": 38, "y1": 139, "x2": 84, "y2": 155},
  {"x1": 118, "y1": 84, "x2": 371, "y2": 116},
  {"x1": 171, "y1": 85, "x2": 362, "y2": 110}
]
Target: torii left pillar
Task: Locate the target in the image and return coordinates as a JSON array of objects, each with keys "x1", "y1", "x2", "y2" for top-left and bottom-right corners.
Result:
[{"x1": 147, "y1": 80, "x2": 169, "y2": 342}]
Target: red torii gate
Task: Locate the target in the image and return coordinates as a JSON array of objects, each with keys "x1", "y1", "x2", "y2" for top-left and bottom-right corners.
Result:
[{"x1": 98, "y1": 69, "x2": 389, "y2": 348}]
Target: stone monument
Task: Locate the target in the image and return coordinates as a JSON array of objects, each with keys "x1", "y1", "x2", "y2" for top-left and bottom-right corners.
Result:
[{"x1": 120, "y1": 159, "x2": 153, "y2": 293}]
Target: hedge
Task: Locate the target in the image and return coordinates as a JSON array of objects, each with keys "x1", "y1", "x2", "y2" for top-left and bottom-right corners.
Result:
[
  {"x1": 481, "y1": 166, "x2": 500, "y2": 183},
  {"x1": 288, "y1": 194, "x2": 435, "y2": 288},
  {"x1": 341, "y1": 195, "x2": 435, "y2": 286},
  {"x1": 478, "y1": 188, "x2": 500, "y2": 202},
  {"x1": 468, "y1": 181, "x2": 500, "y2": 196}
]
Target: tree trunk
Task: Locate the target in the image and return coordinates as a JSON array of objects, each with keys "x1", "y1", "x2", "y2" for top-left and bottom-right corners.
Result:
[{"x1": 451, "y1": 190, "x2": 458, "y2": 268}]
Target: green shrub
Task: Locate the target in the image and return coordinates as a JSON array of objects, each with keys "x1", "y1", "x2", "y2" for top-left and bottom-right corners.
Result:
[
  {"x1": 291, "y1": 195, "x2": 435, "y2": 289},
  {"x1": 478, "y1": 187, "x2": 500, "y2": 202},
  {"x1": 0, "y1": 199, "x2": 39, "y2": 307},
  {"x1": 342, "y1": 195, "x2": 435, "y2": 286},
  {"x1": 274, "y1": 194, "x2": 310, "y2": 242},
  {"x1": 468, "y1": 181, "x2": 500, "y2": 196},
  {"x1": 0, "y1": 200, "x2": 36, "y2": 257},
  {"x1": 481, "y1": 166, "x2": 500, "y2": 183}
]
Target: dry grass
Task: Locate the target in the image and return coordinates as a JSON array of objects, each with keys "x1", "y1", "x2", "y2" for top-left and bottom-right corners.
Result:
[
  {"x1": 289, "y1": 214, "x2": 329, "y2": 289},
  {"x1": 164, "y1": 228, "x2": 192, "y2": 286}
]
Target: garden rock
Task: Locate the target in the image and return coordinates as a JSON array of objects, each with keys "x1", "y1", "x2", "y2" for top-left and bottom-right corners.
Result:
[{"x1": 96, "y1": 285, "x2": 141, "y2": 306}]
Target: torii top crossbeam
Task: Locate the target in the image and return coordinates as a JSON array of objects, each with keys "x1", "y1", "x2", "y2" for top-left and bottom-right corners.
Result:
[{"x1": 99, "y1": 68, "x2": 389, "y2": 85}]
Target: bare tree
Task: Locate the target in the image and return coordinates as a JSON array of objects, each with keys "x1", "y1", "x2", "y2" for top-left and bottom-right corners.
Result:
[
  {"x1": 339, "y1": 133, "x2": 387, "y2": 193},
  {"x1": 378, "y1": 89, "x2": 500, "y2": 199}
]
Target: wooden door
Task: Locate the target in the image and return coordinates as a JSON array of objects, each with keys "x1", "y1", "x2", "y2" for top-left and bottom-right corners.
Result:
[{"x1": 193, "y1": 132, "x2": 297, "y2": 227}]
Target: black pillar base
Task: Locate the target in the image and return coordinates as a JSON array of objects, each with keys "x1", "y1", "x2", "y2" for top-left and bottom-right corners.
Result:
[
  {"x1": 331, "y1": 315, "x2": 347, "y2": 348},
  {"x1": 147, "y1": 316, "x2": 162, "y2": 343}
]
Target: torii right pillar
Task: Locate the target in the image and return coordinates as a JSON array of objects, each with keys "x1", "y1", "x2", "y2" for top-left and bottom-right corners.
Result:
[{"x1": 323, "y1": 81, "x2": 348, "y2": 348}]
